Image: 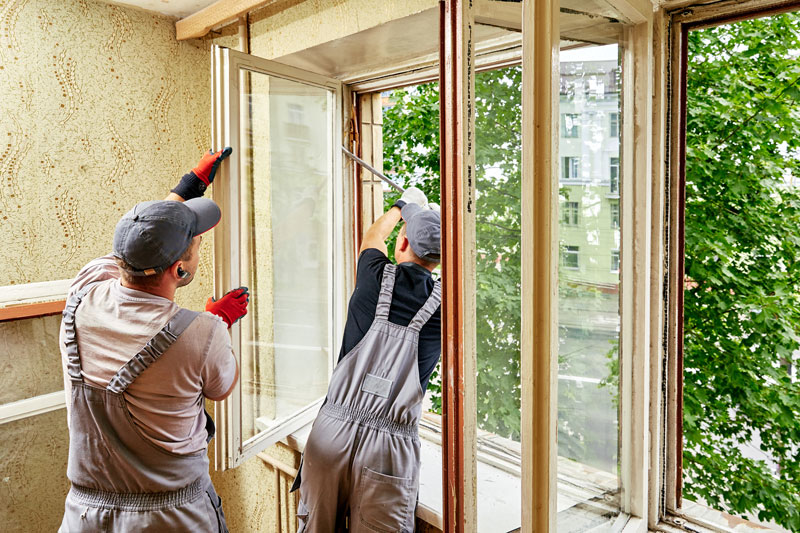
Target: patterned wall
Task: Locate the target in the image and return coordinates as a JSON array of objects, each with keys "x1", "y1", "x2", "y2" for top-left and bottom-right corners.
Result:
[
  {"x1": 0, "y1": 0, "x2": 212, "y2": 306},
  {"x1": 0, "y1": 0, "x2": 212, "y2": 531}
]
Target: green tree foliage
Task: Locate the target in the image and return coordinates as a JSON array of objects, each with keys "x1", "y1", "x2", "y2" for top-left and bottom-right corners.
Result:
[
  {"x1": 684, "y1": 13, "x2": 800, "y2": 529},
  {"x1": 383, "y1": 68, "x2": 526, "y2": 438}
]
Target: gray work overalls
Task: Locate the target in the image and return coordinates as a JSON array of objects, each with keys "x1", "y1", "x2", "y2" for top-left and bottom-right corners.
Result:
[
  {"x1": 293, "y1": 264, "x2": 442, "y2": 532},
  {"x1": 59, "y1": 285, "x2": 228, "y2": 533}
]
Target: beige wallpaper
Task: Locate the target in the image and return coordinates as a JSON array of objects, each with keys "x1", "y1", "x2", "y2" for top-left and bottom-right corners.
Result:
[
  {"x1": 0, "y1": 314, "x2": 62, "y2": 404},
  {"x1": 0, "y1": 0, "x2": 214, "y2": 530},
  {"x1": 1, "y1": 409, "x2": 71, "y2": 533},
  {"x1": 0, "y1": 0, "x2": 213, "y2": 311}
]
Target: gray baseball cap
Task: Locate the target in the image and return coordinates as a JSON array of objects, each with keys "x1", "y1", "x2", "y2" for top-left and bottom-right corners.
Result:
[
  {"x1": 400, "y1": 203, "x2": 441, "y2": 263},
  {"x1": 112, "y1": 198, "x2": 221, "y2": 276}
]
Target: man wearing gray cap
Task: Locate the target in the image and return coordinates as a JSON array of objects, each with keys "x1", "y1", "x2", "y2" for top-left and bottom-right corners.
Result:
[
  {"x1": 292, "y1": 186, "x2": 441, "y2": 532},
  {"x1": 59, "y1": 148, "x2": 247, "y2": 533}
]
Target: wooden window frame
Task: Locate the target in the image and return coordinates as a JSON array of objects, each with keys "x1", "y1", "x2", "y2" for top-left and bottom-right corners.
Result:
[
  {"x1": 663, "y1": 0, "x2": 800, "y2": 525},
  {"x1": 345, "y1": 1, "x2": 650, "y2": 530}
]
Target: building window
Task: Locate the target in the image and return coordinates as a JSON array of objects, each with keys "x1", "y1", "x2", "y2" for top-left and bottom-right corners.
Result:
[
  {"x1": 561, "y1": 245, "x2": 580, "y2": 269},
  {"x1": 611, "y1": 249, "x2": 620, "y2": 273},
  {"x1": 609, "y1": 157, "x2": 619, "y2": 193},
  {"x1": 561, "y1": 201, "x2": 579, "y2": 226},
  {"x1": 563, "y1": 156, "x2": 580, "y2": 181},
  {"x1": 610, "y1": 112, "x2": 619, "y2": 137},
  {"x1": 287, "y1": 103, "x2": 305, "y2": 124},
  {"x1": 610, "y1": 200, "x2": 620, "y2": 229},
  {"x1": 561, "y1": 113, "x2": 580, "y2": 138}
]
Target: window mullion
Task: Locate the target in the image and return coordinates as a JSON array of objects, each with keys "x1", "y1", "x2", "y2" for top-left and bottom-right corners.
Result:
[{"x1": 520, "y1": 0, "x2": 560, "y2": 531}]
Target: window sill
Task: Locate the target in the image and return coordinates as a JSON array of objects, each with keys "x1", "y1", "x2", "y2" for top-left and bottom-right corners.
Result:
[
  {"x1": 656, "y1": 501, "x2": 792, "y2": 533},
  {"x1": 282, "y1": 412, "x2": 626, "y2": 532},
  {"x1": 0, "y1": 278, "x2": 71, "y2": 321}
]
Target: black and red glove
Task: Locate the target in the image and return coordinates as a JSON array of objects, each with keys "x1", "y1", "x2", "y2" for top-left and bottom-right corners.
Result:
[
  {"x1": 171, "y1": 147, "x2": 233, "y2": 200},
  {"x1": 206, "y1": 286, "x2": 249, "y2": 328}
]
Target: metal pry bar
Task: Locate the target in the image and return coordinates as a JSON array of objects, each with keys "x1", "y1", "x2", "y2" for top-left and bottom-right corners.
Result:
[{"x1": 342, "y1": 146, "x2": 405, "y2": 193}]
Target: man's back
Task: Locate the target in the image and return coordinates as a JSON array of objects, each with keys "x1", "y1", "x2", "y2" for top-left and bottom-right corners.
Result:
[
  {"x1": 60, "y1": 256, "x2": 236, "y2": 455},
  {"x1": 338, "y1": 248, "x2": 442, "y2": 392}
]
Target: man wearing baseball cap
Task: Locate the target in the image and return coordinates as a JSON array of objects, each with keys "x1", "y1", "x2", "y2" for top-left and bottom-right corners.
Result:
[
  {"x1": 59, "y1": 148, "x2": 247, "y2": 533},
  {"x1": 292, "y1": 186, "x2": 441, "y2": 531}
]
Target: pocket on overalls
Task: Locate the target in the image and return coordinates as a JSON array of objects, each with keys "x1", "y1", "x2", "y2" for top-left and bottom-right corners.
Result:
[
  {"x1": 296, "y1": 499, "x2": 310, "y2": 532},
  {"x1": 205, "y1": 488, "x2": 228, "y2": 533},
  {"x1": 357, "y1": 467, "x2": 415, "y2": 533}
]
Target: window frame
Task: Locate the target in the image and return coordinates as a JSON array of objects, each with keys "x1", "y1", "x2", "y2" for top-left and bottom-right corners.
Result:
[
  {"x1": 561, "y1": 245, "x2": 580, "y2": 269},
  {"x1": 561, "y1": 200, "x2": 580, "y2": 226},
  {"x1": 610, "y1": 156, "x2": 621, "y2": 194},
  {"x1": 0, "y1": 279, "x2": 72, "y2": 426},
  {"x1": 210, "y1": 45, "x2": 346, "y2": 470},
  {"x1": 663, "y1": 0, "x2": 800, "y2": 524},
  {"x1": 341, "y1": 2, "x2": 640, "y2": 530},
  {"x1": 562, "y1": 155, "x2": 581, "y2": 181},
  {"x1": 610, "y1": 111, "x2": 620, "y2": 137},
  {"x1": 561, "y1": 112, "x2": 581, "y2": 138}
]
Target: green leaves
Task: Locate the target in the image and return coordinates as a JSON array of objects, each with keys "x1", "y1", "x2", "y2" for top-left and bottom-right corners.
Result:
[{"x1": 684, "y1": 12, "x2": 800, "y2": 531}]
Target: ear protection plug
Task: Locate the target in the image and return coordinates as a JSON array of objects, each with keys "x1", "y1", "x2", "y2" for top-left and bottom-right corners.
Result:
[{"x1": 177, "y1": 267, "x2": 190, "y2": 279}]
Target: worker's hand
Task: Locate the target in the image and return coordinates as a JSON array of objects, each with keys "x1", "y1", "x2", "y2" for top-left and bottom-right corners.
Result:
[
  {"x1": 206, "y1": 286, "x2": 249, "y2": 328},
  {"x1": 192, "y1": 147, "x2": 233, "y2": 186},
  {"x1": 392, "y1": 186, "x2": 428, "y2": 210},
  {"x1": 171, "y1": 147, "x2": 233, "y2": 200}
]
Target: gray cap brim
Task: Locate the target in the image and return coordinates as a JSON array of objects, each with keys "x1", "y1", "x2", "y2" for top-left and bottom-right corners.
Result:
[{"x1": 184, "y1": 198, "x2": 221, "y2": 236}]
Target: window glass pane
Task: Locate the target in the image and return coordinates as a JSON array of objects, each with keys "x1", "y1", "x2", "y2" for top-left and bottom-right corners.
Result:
[
  {"x1": 473, "y1": 64, "x2": 524, "y2": 532},
  {"x1": 0, "y1": 314, "x2": 63, "y2": 405},
  {"x1": 239, "y1": 69, "x2": 332, "y2": 441},
  {"x1": 558, "y1": 43, "x2": 621, "y2": 526}
]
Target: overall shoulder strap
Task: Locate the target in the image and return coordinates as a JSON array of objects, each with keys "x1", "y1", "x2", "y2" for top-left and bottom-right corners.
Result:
[
  {"x1": 374, "y1": 263, "x2": 397, "y2": 321},
  {"x1": 106, "y1": 309, "x2": 200, "y2": 394},
  {"x1": 408, "y1": 279, "x2": 442, "y2": 332},
  {"x1": 62, "y1": 285, "x2": 97, "y2": 383}
]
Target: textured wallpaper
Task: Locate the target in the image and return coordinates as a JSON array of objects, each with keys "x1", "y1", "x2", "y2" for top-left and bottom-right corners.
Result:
[
  {"x1": 0, "y1": 314, "x2": 62, "y2": 404},
  {"x1": 0, "y1": 409, "x2": 71, "y2": 533},
  {"x1": 0, "y1": 0, "x2": 214, "y2": 530},
  {"x1": 0, "y1": 0, "x2": 213, "y2": 309}
]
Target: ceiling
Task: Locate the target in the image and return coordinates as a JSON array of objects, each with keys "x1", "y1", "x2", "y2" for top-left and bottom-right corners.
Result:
[{"x1": 108, "y1": 0, "x2": 216, "y2": 18}]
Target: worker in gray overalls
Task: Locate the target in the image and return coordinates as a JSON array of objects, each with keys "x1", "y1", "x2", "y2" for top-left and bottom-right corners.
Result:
[
  {"x1": 292, "y1": 187, "x2": 442, "y2": 532},
  {"x1": 58, "y1": 149, "x2": 249, "y2": 532}
]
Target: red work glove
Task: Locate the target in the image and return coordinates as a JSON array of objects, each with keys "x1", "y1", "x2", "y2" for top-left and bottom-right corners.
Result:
[
  {"x1": 193, "y1": 147, "x2": 233, "y2": 186},
  {"x1": 171, "y1": 147, "x2": 232, "y2": 200},
  {"x1": 206, "y1": 287, "x2": 249, "y2": 328}
]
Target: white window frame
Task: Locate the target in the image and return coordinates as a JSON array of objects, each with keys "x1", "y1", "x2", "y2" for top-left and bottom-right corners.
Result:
[
  {"x1": 610, "y1": 156, "x2": 620, "y2": 194},
  {"x1": 610, "y1": 199, "x2": 620, "y2": 229},
  {"x1": 561, "y1": 112, "x2": 580, "y2": 138},
  {"x1": 210, "y1": 45, "x2": 345, "y2": 470},
  {"x1": 0, "y1": 279, "x2": 72, "y2": 426},
  {"x1": 561, "y1": 245, "x2": 580, "y2": 269},
  {"x1": 562, "y1": 155, "x2": 581, "y2": 180},
  {"x1": 561, "y1": 200, "x2": 580, "y2": 226}
]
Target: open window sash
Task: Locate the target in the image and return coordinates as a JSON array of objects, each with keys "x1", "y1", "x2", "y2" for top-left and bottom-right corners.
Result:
[{"x1": 211, "y1": 45, "x2": 343, "y2": 470}]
